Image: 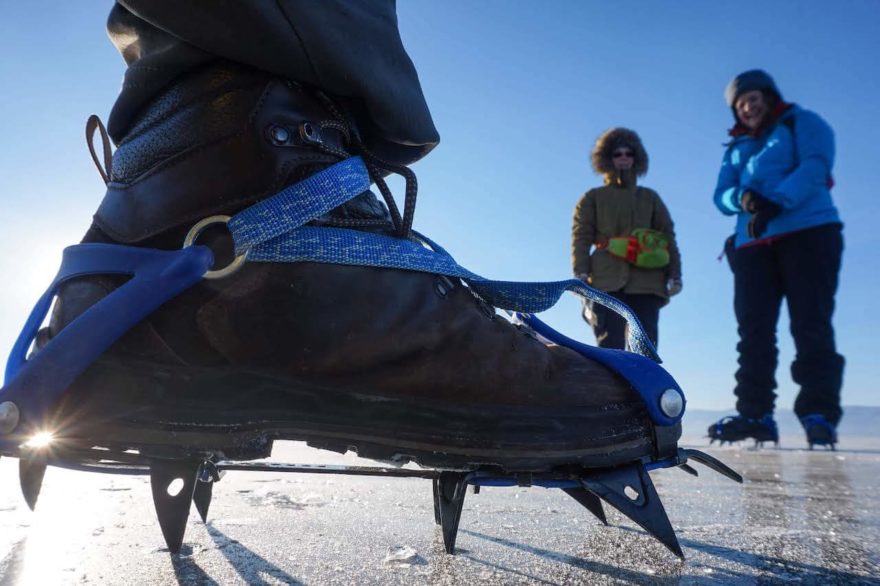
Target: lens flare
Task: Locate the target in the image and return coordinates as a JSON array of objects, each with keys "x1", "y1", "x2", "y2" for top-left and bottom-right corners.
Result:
[{"x1": 24, "y1": 431, "x2": 54, "y2": 448}]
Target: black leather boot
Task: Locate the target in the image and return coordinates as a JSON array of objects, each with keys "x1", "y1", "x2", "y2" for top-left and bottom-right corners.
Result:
[{"x1": 45, "y1": 63, "x2": 674, "y2": 471}]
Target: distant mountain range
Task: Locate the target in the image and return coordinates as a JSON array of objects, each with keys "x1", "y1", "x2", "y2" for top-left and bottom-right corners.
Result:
[{"x1": 682, "y1": 406, "x2": 880, "y2": 439}]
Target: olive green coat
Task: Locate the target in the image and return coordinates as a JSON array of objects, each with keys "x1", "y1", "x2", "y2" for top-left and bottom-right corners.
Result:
[{"x1": 571, "y1": 183, "x2": 681, "y2": 301}]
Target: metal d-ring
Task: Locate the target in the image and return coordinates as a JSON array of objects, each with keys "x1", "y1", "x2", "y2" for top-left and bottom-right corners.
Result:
[{"x1": 183, "y1": 215, "x2": 248, "y2": 280}]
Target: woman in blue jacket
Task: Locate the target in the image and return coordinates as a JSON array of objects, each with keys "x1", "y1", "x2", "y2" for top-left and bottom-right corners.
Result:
[{"x1": 709, "y1": 70, "x2": 844, "y2": 449}]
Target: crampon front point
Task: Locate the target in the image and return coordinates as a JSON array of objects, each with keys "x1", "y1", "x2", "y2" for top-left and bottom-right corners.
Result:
[{"x1": 0, "y1": 157, "x2": 742, "y2": 560}]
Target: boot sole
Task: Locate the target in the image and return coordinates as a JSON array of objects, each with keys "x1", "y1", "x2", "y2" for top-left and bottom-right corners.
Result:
[{"x1": 46, "y1": 357, "x2": 663, "y2": 472}]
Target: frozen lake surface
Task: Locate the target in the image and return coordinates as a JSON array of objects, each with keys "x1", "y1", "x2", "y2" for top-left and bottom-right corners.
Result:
[{"x1": 1, "y1": 437, "x2": 878, "y2": 585}]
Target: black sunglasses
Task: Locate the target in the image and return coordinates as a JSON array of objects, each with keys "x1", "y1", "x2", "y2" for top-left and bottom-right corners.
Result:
[{"x1": 612, "y1": 150, "x2": 634, "y2": 158}]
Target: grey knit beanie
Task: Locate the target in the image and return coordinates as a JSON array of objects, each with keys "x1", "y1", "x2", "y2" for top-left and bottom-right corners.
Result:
[{"x1": 724, "y1": 69, "x2": 782, "y2": 106}]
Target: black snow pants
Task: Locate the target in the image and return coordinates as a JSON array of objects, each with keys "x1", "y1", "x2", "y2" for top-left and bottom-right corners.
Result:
[
  {"x1": 106, "y1": 1, "x2": 438, "y2": 166},
  {"x1": 585, "y1": 292, "x2": 664, "y2": 351},
  {"x1": 730, "y1": 223, "x2": 845, "y2": 424}
]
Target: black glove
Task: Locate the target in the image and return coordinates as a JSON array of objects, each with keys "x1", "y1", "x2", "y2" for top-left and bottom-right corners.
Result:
[
  {"x1": 740, "y1": 190, "x2": 777, "y2": 213},
  {"x1": 748, "y1": 205, "x2": 782, "y2": 238},
  {"x1": 742, "y1": 190, "x2": 782, "y2": 238}
]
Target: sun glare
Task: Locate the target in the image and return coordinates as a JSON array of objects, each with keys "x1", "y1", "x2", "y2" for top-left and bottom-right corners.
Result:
[{"x1": 23, "y1": 431, "x2": 54, "y2": 448}]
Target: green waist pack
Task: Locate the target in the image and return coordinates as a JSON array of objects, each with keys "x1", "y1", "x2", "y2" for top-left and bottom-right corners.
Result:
[{"x1": 607, "y1": 228, "x2": 670, "y2": 269}]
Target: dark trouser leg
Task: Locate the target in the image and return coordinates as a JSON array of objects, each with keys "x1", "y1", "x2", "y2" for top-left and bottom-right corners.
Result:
[
  {"x1": 586, "y1": 295, "x2": 626, "y2": 350},
  {"x1": 621, "y1": 293, "x2": 663, "y2": 349},
  {"x1": 106, "y1": 1, "x2": 438, "y2": 165},
  {"x1": 778, "y1": 224, "x2": 845, "y2": 424},
  {"x1": 732, "y1": 243, "x2": 784, "y2": 418},
  {"x1": 587, "y1": 293, "x2": 662, "y2": 350}
]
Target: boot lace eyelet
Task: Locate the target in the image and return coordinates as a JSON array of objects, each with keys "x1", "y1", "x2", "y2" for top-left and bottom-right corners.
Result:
[
  {"x1": 267, "y1": 124, "x2": 291, "y2": 146},
  {"x1": 183, "y1": 215, "x2": 248, "y2": 280},
  {"x1": 433, "y1": 276, "x2": 455, "y2": 298},
  {"x1": 299, "y1": 122, "x2": 324, "y2": 146}
]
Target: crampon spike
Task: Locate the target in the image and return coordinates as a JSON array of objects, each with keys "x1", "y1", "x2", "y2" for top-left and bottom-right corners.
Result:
[
  {"x1": 149, "y1": 459, "x2": 200, "y2": 553},
  {"x1": 581, "y1": 463, "x2": 683, "y2": 558},
  {"x1": 435, "y1": 472, "x2": 468, "y2": 553},
  {"x1": 431, "y1": 478, "x2": 441, "y2": 525},
  {"x1": 192, "y1": 481, "x2": 213, "y2": 523},
  {"x1": 683, "y1": 449, "x2": 744, "y2": 483},
  {"x1": 807, "y1": 441, "x2": 836, "y2": 451},
  {"x1": 192, "y1": 461, "x2": 222, "y2": 523},
  {"x1": 678, "y1": 463, "x2": 699, "y2": 477},
  {"x1": 562, "y1": 487, "x2": 608, "y2": 525},
  {"x1": 19, "y1": 457, "x2": 47, "y2": 511}
]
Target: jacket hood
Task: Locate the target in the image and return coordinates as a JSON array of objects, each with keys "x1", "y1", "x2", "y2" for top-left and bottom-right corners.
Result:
[
  {"x1": 591, "y1": 128, "x2": 648, "y2": 180},
  {"x1": 728, "y1": 101, "x2": 793, "y2": 139}
]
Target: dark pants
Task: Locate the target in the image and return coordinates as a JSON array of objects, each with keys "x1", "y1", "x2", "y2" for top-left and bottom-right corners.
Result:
[
  {"x1": 731, "y1": 223, "x2": 845, "y2": 423},
  {"x1": 585, "y1": 292, "x2": 663, "y2": 350},
  {"x1": 106, "y1": 1, "x2": 438, "y2": 166}
]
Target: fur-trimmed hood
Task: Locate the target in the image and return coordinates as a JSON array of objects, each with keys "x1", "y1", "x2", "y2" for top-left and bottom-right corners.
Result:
[{"x1": 591, "y1": 128, "x2": 649, "y2": 181}]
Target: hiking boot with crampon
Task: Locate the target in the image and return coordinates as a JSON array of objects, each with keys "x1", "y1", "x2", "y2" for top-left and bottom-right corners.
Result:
[
  {"x1": 0, "y1": 62, "x2": 748, "y2": 560},
  {"x1": 0, "y1": 63, "x2": 673, "y2": 471},
  {"x1": 708, "y1": 414, "x2": 779, "y2": 447},
  {"x1": 800, "y1": 414, "x2": 837, "y2": 450}
]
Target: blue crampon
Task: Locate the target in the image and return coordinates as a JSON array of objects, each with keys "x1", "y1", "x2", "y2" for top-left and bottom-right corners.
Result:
[
  {"x1": 0, "y1": 156, "x2": 741, "y2": 559},
  {"x1": 800, "y1": 414, "x2": 838, "y2": 450},
  {"x1": 708, "y1": 414, "x2": 779, "y2": 447}
]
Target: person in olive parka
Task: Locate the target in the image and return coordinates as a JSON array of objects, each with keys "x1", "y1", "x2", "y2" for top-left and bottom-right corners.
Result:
[{"x1": 572, "y1": 128, "x2": 682, "y2": 349}]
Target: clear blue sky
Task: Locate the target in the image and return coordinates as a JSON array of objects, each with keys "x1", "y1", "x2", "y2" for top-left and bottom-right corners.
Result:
[{"x1": 0, "y1": 1, "x2": 877, "y2": 412}]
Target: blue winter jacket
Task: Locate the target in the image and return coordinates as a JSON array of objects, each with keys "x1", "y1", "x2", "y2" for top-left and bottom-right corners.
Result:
[{"x1": 713, "y1": 104, "x2": 840, "y2": 247}]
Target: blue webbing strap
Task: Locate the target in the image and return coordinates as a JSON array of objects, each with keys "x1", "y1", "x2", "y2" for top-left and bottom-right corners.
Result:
[
  {"x1": 223, "y1": 158, "x2": 659, "y2": 361},
  {"x1": 243, "y1": 226, "x2": 658, "y2": 356},
  {"x1": 224, "y1": 156, "x2": 681, "y2": 425},
  {"x1": 229, "y1": 156, "x2": 372, "y2": 255},
  {"x1": 236, "y1": 225, "x2": 679, "y2": 425}
]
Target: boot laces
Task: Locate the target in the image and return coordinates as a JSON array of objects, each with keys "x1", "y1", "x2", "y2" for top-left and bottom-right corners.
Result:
[
  {"x1": 85, "y1": 114, "x2": 113, "y2": 185},
  {"x1": 84, "y1": 92, "x2": 420, "y2": 240},
  {"x1": 311, "y1": 94, "x2": 419, "y2": 239}
]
